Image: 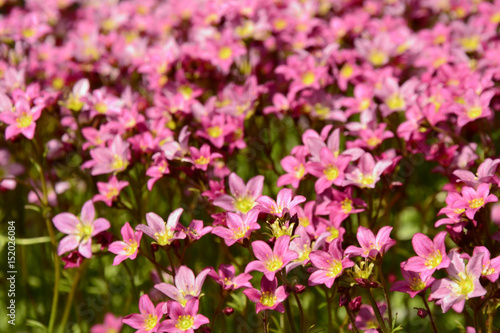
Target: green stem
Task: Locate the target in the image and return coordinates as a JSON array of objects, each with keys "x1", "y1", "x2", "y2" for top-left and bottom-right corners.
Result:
[
  {"x1": 210, "y1": 290, "x2": 226, "y2": 331},
  {"x1": 58, "y1": 261, "x2": 88, "y2": 332},
  {"x1": 475, "y1": 305, "x2": 487, "y2": 333},
  {"x1": 377, "y1": 262, "x2": 393, "y2": 330},
  {"x1": 345, "y1": 303, "x2": 360, "y2": 333},
  {"x1": 292, "y1": 292, "x2": 305, "y2": 333},
  {"x1": 284, "y1": 297, "x2": 298, "y2": 333},
  {"x1": 421, "y1": 294, "x2": 438, "y2": 333},
  {"x1": 367, "y1": 289, "x2": 388, "y2": 333}
]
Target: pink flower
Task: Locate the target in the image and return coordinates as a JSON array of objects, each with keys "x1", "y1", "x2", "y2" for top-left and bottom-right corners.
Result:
[
  {"x1": 146, "y1": 153, "x2": 170, "y2": 191},
  {"x1": 0, "y1": 96, "x2": 43, "y2": 140},
  {"x1": 344, "y1": 153, "x2": 392, "y2": 189},
  {"x1": 52, "y1": 200, "x2": 111, "y2": 258},
  {"x1": 185, "y1": 144, "x2": 222, "y2": 171},
  {"x1": 308, "y1": 238, "x2": 354, "y2": 288},
  {"x1": 0, "y1": 149, "x2": 24, "y2": 190},
  {"x1": 208, "y1": 264, "x2": 253, "y2": 291},
  {"x1": 212, "y1": 209, "x2": 260, "y2": 246},
  {"x1": 90, "y1": 313, "x2": 123, "y2": 333},
  {"x1": 108, "y1": 222, "x2": 143, "y2": 266},
  {"x1": 213, "y1": 173, "x2": 264, "y2": 214},
  {"x1": 452, "y1": 89, "x2": 495, "y2": 128},
  {"x1": 256, "y1": 188, "x2": 306, "y2": 218},
  {"x1": 451, "y1": 183, "x2": 498, "y2": 220},
  {"x1": 137, "y1": 209, "x2": 186, "y2": 246},
  {"x1": 453, "y1": 158, "x2": 500, "y2": 188},
  {"x1": 472, "y1": 246, "x2": 500, "y2": 282},
  {"x1": 243, "y1": 277, "x2": 288, "y2": 314},
  {"x1": 404, "y1": 232, "x2": 450, "y2": 280},
  {"x1": 93, "y1": 176, "x2": 129, "y2": 207},
  {"x1": 84, "y1": 136, "x2": 131, "y2": 176},
  {"x1": 277, "y1": 154, "x2": 307, "y2": 189},
  {"x1": 245, "y1": 235, "x2": 299, "y2": 280},
  {"x1": 157, "y1": 299, "x2": 209, "y2": 333},
  {"x1": 155, "y1": 266, "x2": 210, "y2": 307},
  {"x1": 122, "y1": 294, "x2": 167, "y2": 333},
  {"x1": 306, "y1": 147, "x2": 351, "y2": 194},
  {"x1": 390, "y1": 262, "x2": 435, "y2": 298},
  {"x1": 345, "y1": 226, "x2": 396, "y2": 259},
  {"x1": 430, "y1": 251, "x2": 487, "y2": 313},
  {"x1": 184, "y1": 219, "x2": 213, "y2": 241}
]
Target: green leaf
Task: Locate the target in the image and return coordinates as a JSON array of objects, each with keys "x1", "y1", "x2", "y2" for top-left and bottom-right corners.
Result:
[{"x1": 26, "y1": 319, "x2": 48, "y2": 332}]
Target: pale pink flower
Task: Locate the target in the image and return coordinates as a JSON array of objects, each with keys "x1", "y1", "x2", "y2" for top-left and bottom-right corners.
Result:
[{"x1": 108, "y1": 222, "x2": 142, "y2": 266}]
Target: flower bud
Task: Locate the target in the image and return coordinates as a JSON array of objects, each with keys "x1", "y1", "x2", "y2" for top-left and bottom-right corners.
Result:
[
  {"x1": 294, "y1": 284, "x2": 306, "y2": 294},
  {"x1": 223, "y1": 307, "x2": 234, "y2": 316},
  {"x1": 416, "y1": 308, "x2": 428, "y2": 318},
  {"x1": 339, "y1": 294, "x2": 349, "y2": 307},
  {"x1": 349, "y1": 296, "x2": 362, "y2": 312}
]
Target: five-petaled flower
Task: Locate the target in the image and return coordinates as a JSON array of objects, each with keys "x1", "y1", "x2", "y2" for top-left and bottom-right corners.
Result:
[{"x1": 108, "y1": 222, "x2": 143, "y2": 265}]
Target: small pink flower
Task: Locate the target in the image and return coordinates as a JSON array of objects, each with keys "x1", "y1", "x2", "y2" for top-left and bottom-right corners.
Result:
[
  {"x1": 453, "y1": 158, "x2": 500, "y2": 188},
  {"x1": 308, "y1": 238, "x2": 354, "y2": 288},
  {"x1": 256, "y1": 188, "x2": 306, "y2": 218},
  {"x1": 451, "y1": 183, "x2": 498, "y2": 219},
  {"x1": 306, "y1": 147, "x2": 351, "y2": 194},
  {"x1": 157, "y1": 299, "x2": 209, "y2": 333},
  {"x1": 213, "y1": 173, "x2": 264, "y2": 214},
  {"x1": 245, "y1": 235, "x2": 299, "y2": 280},
  {"x1": 137, "y1": 209, "x2": 186, "y2": 246},
  {"x1": 186, "y1": 144, "x2": 222, "y2": 171},
  {"x1": 208, "y1": 264, "x2": 253, "y2": 290},
  {"x1": 108, "y1": 222, "x2": 142, "y2": 266},
  {"x1": 430, "y1": 251, "x2": 487, "y2": 313},
  {"x1": 344, "y1": 153, "x2": 392, "y2": 189},
  {"x1": 243, "y1": 277, "x2": 288, "y2": 314},
  {"x1": 52, "y1": 200, "x2": 111, "y2": 258},
  {"x1": 93, "y1": 176, "x2": 129, "y2": 207},
  {"x1": 212, "y1": 209, "x2": 260, "y2": 246},
  {"x1": 404, "y1": 232, "x2": 450, "y2": 280},
  {"x1": 122, "y1": 294, "x2": 167, "y2": 333},
  {"x1": 345, "y1": 226, "x2": 396, "y2": 259},
  {"x1": 452, "y1": 89, "x2": 495, "y2": 128},
  {"x1": 0, "y1": 96, "x2": 43, "y2": 140},
  {"x1": 390, "y1": 262, "x2": 435, "y2": 298},
  {"x1": 184, "y1": 219, "x2": 213, "y2": 241},
  {"x1": 90, "y1": 313, "x2": 123, "y2": 333},
  {"x1": 472, "y1": 246, "x2": 500, "y2": 282},
  {"x1": 155, "y1": 266, "x2": 210, "y2": 307},
  {"x1": 277, "y1": 154, "x2": 307, "y2": 189},
  {"x1": 84, "y1": 136, "x2": 131, "y2": 176}
]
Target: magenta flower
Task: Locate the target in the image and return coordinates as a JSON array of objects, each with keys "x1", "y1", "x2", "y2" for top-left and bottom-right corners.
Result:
[
  {"x1": 157, "y1": 299, "x2": 209, "y2": 333},
  {"x1": 0, "y1": 96, "x2": 43, "y2": 140},
  {"x1": 90, "y1": 313, "x2": 123, "y2": 333},
  {"x1": 344, "y1": 153, "x2": 393, "y2": 189},
  {"x1": 390, "y1": 262, "x2": 435, "y2": 298},
  {"x1": 184, "y1": 219, "x2": 213, "y2": 241},
  {"x1": 345, "y1": 226, "x2": 396, "y2": 259},
  {"x1": 93, "y1": 176, "x2": 129, "y2": 207},
  {"x1": 404, "y1": 232, "x2": 450, "y2": 280},
  {"x1": 108, "y1": 222, "x2": 143, "y2": 266},
  {"x1": 430, "y1": 251, "x2": 487, "y2": 313},
  {"x1": 212, "y1": 209, "x2": 260, "y2": 246},
  {"x1": 208, "y1": 264, "x2": 253, "y2": 291},
  {"x1": 213, "y1": 173, "x2": 264, "y2": 214},
  {"x1": 277, "y1": 154, "x2": 307, "y2": 189},
  {"x1": 84, "y1": 136, "x2": 131, "y2": 176},
  {"x1": 243, "y1": 277, "x2": 288, "y2": 314},
  {"x1": 453, "y1": 158, "x2": 500, "y2": 188},
  {"x1": 52, "y1": 200, "x2": 111, "y2": 258},
  {"x1": 308, "y1": 238, "x2": 354, "y2": 288},
  {"x1": 185, "y1": 144, "x2": 222, "y2": 171},
  {"x1": 122, "y1": 294, "x2": 167, "y2": 333},
  {"x1": 472, "y1": 246, "x2": 500, "y2": 282},
  {"x1": 137, "y1": 209, "x2": 186, "y2": 246},
  {"x1": 451, "y1": 183, "x2": 498, "y2": 219},
  {"x1": 452, "y1": 89, "x2": 494, "y2": 128},
  {"x1": 306, "y1": 147, "x2": 351, "y2": 194},
  {"x1": 245, "y1": 235, "x2": 299, "y2": 280},
  {"x1": 256, "y1": 188, "x2": 306, "y2": 218},
  {"x1": 154, "y1": 266, "x2": 210, "y2": 307}
]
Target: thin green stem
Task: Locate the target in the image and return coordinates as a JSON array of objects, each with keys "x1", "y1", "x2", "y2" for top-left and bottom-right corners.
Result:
[
  {"x1": 421, "y1": 294, "x2": 438, "y2": 333},
  {"x1": 210, "y1": 290, "x2": 226, "y2": 331},
  {"x1": 345, "y1": 303, "x2": 360, "y2": 333},
  {"x1": 58, "y1": 261, "x2": 88, "y2": 332},
  {"x1": 292, "y1": 292, "x2": 305, "y2": 333},
  {"x1": 284, "y1": 297, "x2": 298, "y2": 333},
  {"x1": 377, "y1": 262, "x2": 393, "y2": 330},
  {"x1": 366, "y1": 289, "x2": 388, "y2": 333}
]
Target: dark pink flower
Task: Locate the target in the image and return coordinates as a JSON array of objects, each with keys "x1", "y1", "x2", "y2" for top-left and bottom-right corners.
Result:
[
  {"x1": 122, "y1": 294, "x2": 167, "y2": 333},
  {"x1": 243, "y1": 277, "x2": 288, "y2": 314},
  {"x1": 345, "y1": 226, "x2": 396, "y2": 259},
  {"x1": 308, "y1": 238, "x2": 354, "y2": 288},
  {"x1": 256, "y1": 188, "x2": 306, "y2": 218},
  {"x1": 108, "y1": 222, "x2": 143, "y2": 266},
  {"x1": 157, "y1": 299, "x2": 209, "y2": 333}
]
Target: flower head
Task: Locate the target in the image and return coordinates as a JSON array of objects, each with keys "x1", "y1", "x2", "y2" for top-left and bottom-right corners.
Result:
[
  {"x1": 155, "y1": 266, "x2": 210, "y2": 307},
  {"x1": 137, "y1": 209, "x2": 186, "y2": 246},
  {"x1": 157, "y1": 299, "x2": 209, "y2": 333},
  {"x1": 122, "y1": 294, "x2": 167, "y2": 333},
  {"x1": 345, "y1": 226, "x2": 396, "y2": 259},
  {"x1": 108, "y1": 222, "x2": 143, "y2": 266},
  {"x1": 243, "y1": 277, "x2": 288, "y2": 314}
]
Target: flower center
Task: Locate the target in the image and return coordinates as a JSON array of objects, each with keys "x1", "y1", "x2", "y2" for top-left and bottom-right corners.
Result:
[
  {"x1": 368, "y1": 50, "x2": 387, "y2": 66},
  {"x1": 67, "y1": 94, "x2": 85, "y2": 111},
  {"x1": 219, "y1": 47, "x2": 232, "y2": 60},
  {"x1": 208, "y1": 126, "x2": 223, "y2": 138},
  {"x1": 95, "y1": 102, "x2": 108, "y2": 114},
  {"x1": 178, "y1": 85, "x2": 193, "y2": 99},
  {"x1": 154, "y1": 228, "x2": 175, "y2": 246},
  {"x1": 455, "y1": 274, "x2": 475, "y2": 296},
  {"x1": 22, "y1": 28, "x2": 36, "y2": 38},
  {"x1": 326, "y1": 260, "x2": 342, "y2": 278},
  {"x1": 106, "y1": 187, "x2": 119, "y2": 200},
  {"x1": 77, "y1": 223, "x2": 93, "y2": 241},
  {"x1": 326, "y1": 226, "x2": 339, "y2": 243},
  {"x1": 16, "y1": 114, "x2": 33, "y2": 128},
  {"x1": 124, "y1": 241, "x2": 138, "y2": 256},
  {"x1": 298, "y1": 244, "x2": 311, "y2": 262},
  {"x1": 386, "y1": 94, "x2": 405, "y2": 110},
  {"x1": 301, "y1": 71, "x2": 316, "y2": 86},
  {"x1": 425, "y1": 251, "x2": 442, "y2": 268},
  {"x1": 360, "y1": 174, "x2": 375, "y2": 187},
  {"x1": 341, "y1": 198, "x2": 352, "y2": 214},
  {"x1": 176, "y1": 315, "x2": 194, "y2": 331},
  {"x1": 409, "y1": 276, "x2": 426, "y2": 291},
  {"x1": 467, "y1": 106, "x2": 482, "y2": 119},
  {"x1": 234, "y1": 197, "x2": 254, "y2": 214},
  {"x1": 367, "y1": 137, "x2": 381, "y2": 148},
  {"x1": 233, "y1": 226, "x2": 250, "y2": 239},
  {"x1": 143, "y1": 314, "x2": 158, "y2": 331},
  {"x1": 194, "y1": 156, "x2": 209, "y2": 165},
  {"x1": 294, "y1": 164, "x2": 305, "y2": 179},
  {"x1": 299, "y1": 217, "x2": 310, "y2": 227},
  {"x1": 340, "y1": 64, "x2": 353, "y2": 78},
  {"x1": 460, "y1": 36, "x2": 480, "y2": 52},
  {"x1": 111, "y1": 155, "x2": 128, "y2": 171},
  {"x1": 266, "y1": 257, "x2": 283, "y2": 272},
  {"x1": 469, "y1": 198, "x2": 484, "y2": 209},
  {"x1": 260, "y1": 291, "x2": 277, "y2": 307},
  {"x1": 359, "y1": 98, "x2": 371, "y2": 111},
  {"x1": 324, "y1": 165, "x2": 339, "y2": 181}
]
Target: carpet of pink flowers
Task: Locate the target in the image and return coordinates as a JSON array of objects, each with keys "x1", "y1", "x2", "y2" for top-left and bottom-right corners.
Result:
[{"x1": 2, "y1": 0, "x2": 500, "y2": 332}]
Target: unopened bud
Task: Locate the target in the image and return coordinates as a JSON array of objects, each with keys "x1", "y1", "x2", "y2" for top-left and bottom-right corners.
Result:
[
  {"x1": 339, "y1": 294, "x2": 349, "y2": 307},
  {"x1": 416, "y1": 308, "x2": 428, "y2": 318},
  {"x1": 223, "y1": 307, "x2": 234, "y2": 316},
  {"x1": 294, "y1": 284, "x2": 306, "y2": 294},
  {"x1": 349, "y1": 296, "x2": 362, "y2": 312}
]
